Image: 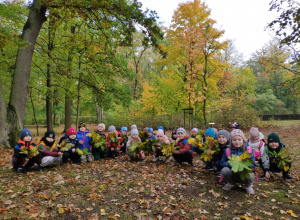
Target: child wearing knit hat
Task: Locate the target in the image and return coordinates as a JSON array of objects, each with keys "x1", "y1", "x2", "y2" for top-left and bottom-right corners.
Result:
[
  {"x1": 265, "y1": 133, "x2": 293, "y2": 179},
  {"x1": 120, "y1": 127, "x2": 128, "y2": 153},
  {"x1": 77, "y1": 123, "x2": 94, "y2": 163},
  {"x1": 106, "y1": 125, "x2": 123, "y2": 158},
  {"x1": 201, "y1": 128, "x2": 218, "y2": 170},
  {"x1": 126, "y1": 128, "x2": 142, "y2": 161},
  {"x1": 172, "y1": 128, "x2": 194, "y2": 166},
  {"x1": 37, "y1": 130, "x2": 63, "y2": 171},
  {"x1": 12, "y1": 129, "x2": 39, "y2": 173},
  {"x1": 221, "y1": 129, "x2": 256, "y2": 194},
  {"x1": 59, "y1": 128, "x2": 81, "y2": 164},
  {"x1": 191, "y1": 128, "x2": 198, "y2": 139},
  {"x1": 152, "y1": 129, "x2": 171, "y2": 163}
]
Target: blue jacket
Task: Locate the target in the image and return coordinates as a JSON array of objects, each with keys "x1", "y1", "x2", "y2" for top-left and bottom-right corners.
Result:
[
  {"x1": 221, "y1": 146, "x2": 256, "y2": 169},
  {"x1": 77, "y1": 129, "x2": 92, "y2": 152},
  {"x1": 59, "y1": 135, "x2": 80, "y2": 153}
]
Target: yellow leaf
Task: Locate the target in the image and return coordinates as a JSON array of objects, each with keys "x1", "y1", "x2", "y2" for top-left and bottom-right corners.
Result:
[
  {"x1": 58, "y1": 207, "x2": 64, "y2": 214},
  {"x1": 170, "y1": 195, "x2": 175, "y2": 200}
]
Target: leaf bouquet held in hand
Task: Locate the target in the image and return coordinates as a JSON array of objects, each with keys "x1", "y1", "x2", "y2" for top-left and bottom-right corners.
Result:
[
  {"x1": 269, "y1": 147, "x2": 292, "y2": 171},
  {"x1": 142, "y1": 139, "x2": 159, "y2": 155},
  {"x1": 128, "y1": 142, "x2": 144, "y2": 159},
  {"x1": 108, "y1": 132, "x2": 120, "y2": 144},
  {"x1": 199, "y1": 137, "x2": 219, "y2": 162},
  {"x1": 161, "y1": 142, "x2": 179, "y2": 157},
  {"x1": 228, "y1": 150, "x2": 253, "y2": 180},
  {"x1": 91, "y1": 132, "x2": 107, "y2": 150},
  {"x1": 20, "y1": 146, "x2": 39, "y2": 158}
]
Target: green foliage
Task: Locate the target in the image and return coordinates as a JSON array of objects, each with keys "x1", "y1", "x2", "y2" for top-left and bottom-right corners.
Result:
[
  {"x1": 269, "y1": 147, "x2": 292, "y2": 171},
  {"x1": 91, "y1": 132, "x2": 106, "y2": 151},
  {"x1": 254, "y1": 89, "x2": 278, "y2": 114},
  {"x1": 142, "y1": 139, "x2": 158, "y2": 155},
  {"x1": 228, "y1": 151, "x2": 253, "y2": 180},
  {"x1": 161, "y1": 142, "x2": 179, "y2": 157},
  {"x1": 20, "y1": 147, "x2": 39, "y2": 157}
]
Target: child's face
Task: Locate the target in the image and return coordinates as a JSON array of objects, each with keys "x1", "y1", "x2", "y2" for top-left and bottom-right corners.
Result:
[
  {"x1": 172, "y1": 133, "x2": 177, "y2": 139},
  {"x1": 109, "y1": 131, "x2": 113, "y2": 134},
  {"x1": 177, "y1": 132, "x2": 184, "y2": 140},
  {"x1": 97, "y1": 126, "x2": 104, "y2": 132},
  {"x1": 231, "y1": 136, "x2": 244, "y2": 148},
  {"x1": 46, "y1": 137, "x2": 54, "y2": 143},
  {"x1": 132, "y1": 134, "x2": 138, "y2": 139},
  {"x1": 191, "y1": 131, "x2": 197, "y2": 136},
  {"x1": 121, "y1": 130, "x2": 127, "y2": 135},
  {"x1": 218, "y1": 135, "x2": 227, "y2": 145},
  {"x1": 79, "y1": 127, "x2": 86, "y2": 132},
  {"x1": 148, "y1": 132, "x2": 153, "y2": 137},
  {"x1": 250, "y1": 135, "x2": 259, "y2": 143},
  {"x1": 157, "y1": 135, "x2": 163, "y2": 142},
  {"x1": 269, "y1": 142, "x2": 279, "y2": 149},
  {"x1": 69, "y1": 134, "x2": 76, "y2": 140},
  {"x1": 23, "y1": 135, "x2": 31, "y2": 142}
]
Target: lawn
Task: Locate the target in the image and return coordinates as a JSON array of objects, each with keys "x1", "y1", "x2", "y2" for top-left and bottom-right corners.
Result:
[{"x1": 0, "y1": 121, "x2": 299, "y2": 219}]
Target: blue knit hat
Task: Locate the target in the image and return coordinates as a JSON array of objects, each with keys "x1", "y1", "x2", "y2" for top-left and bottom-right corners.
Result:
[
  {"x1": 158, "y1": 126, "x2": 164, "y2": 130},
  {"x1": 148, "y1": 128, "x2": 154, "y2": 133},
  {"x1": 205, "y1": 128, "x2": 216, "y2": 139},
  {"x1": 20, "y1": 129, "x2": 32, "y2": 140},
  {"x1": 217, "y1": 130, "x2": 229, "y2": 141},
  {"x1": 121, "y1": 127, "x2": 128, "y2": 132}
]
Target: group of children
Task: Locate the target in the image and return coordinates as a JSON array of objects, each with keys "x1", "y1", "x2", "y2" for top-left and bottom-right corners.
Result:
[{"x1": 12, "y1": 122, "x2": 293, "y2": 195}]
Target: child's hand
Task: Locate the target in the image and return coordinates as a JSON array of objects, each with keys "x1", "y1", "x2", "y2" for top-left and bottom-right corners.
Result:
[
  {"x1": 58, "y1": 152, "x2": 63, "y2": 156},
  {"x1": 79, "y1": 140, "x2": 83, "y2": 144},
  {"x1": 192, "y1": 152, "x2": 197, "y2": 156},
  {"x1": 72, "y1": 148, "x2": 75, "y2": 153},
  {"x1": 176, "y1": 137, "x2": 180, "y2": 143},
  {"x1": 110, "y1": 147, "x2": 114, "y2": 151},
  {"x1": 265, "y1": 171, "x2": 270, "y2": 179},
  {"x1": 172, "y1": 150, "x2": 179, "y2": 154}
]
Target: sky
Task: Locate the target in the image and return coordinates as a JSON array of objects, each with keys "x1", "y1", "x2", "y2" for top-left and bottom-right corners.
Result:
[{"x1": 139, "y1": 0, "x2": 280, "y2": 60}]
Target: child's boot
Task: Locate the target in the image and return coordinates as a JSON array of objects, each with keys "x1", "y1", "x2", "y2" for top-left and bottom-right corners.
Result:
[
  {"x1": 244, "y1": 185, "x2": 255, "y2": 194},
  {"x1": 283, "y1": 171, "x2": 293, "y2": 179},
  {"x1": 222, "y1": 183, "x2": 236, "y2": 191}
]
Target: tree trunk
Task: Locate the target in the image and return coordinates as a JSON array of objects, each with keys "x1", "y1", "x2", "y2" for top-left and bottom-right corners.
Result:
[
  {"x1": 75, "y1": 58, "x2": 82, "y2": 128},
  {"x1": 6, "y1": 0, "x2": 47, "y2": 147},
  {"x1": 46, "y1": 14, "x2": 55, "y2": 130},
  {"x1": 94, "y1": 98, "x2": 102, "y2": 124},
  {"x1": 0, "y1": 75, "x2": 9, "y2": 148},
  {"x1": 64, "y1": 26, "x2": 75, "y2": 132},
  {"x1": 29, "y1": 88, "x2": 39, "y2": 136}
]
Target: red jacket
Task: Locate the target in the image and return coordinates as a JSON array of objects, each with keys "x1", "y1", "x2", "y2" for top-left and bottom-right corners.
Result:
[{"x1": 176, "y1": 135, "x2": 192, "y2": 155}]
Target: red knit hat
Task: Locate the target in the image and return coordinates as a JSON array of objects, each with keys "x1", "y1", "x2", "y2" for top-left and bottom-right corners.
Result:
[{"x1": 67, "y1": 128, "x2": 77, "y2": 136}]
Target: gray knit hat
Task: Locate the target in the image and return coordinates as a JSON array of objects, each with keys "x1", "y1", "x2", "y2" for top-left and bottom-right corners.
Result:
[
  {"x1": 108, "y1": 125, "x2": 116, "y2": 132},
  {"x1": 217, "y1": 130, "x2": 229, "y2": 141},
  {"x1": 131, "y1": 128, "x2": 138, "y2": 136},
  {"x1": 176, "y1": 127, "x2": 186, "y2": 135}
]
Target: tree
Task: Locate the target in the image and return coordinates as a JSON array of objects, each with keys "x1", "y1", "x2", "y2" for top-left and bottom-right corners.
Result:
[{"x1": 0, "y1": 0, "x2": 164, "y2": 148}]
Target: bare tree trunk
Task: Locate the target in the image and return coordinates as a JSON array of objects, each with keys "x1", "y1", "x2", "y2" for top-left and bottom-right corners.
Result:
[
  {"x1": 95, "y1": 97, "x2": 102, "y2": 124},
  {"x1": 64, "y1": 26, "x2": 75, "y2": 132},
  {"x1": 46, "y1": 14, "x2": 55, "y2": 130},
  {"x1": 6, "y1": 0, "x2": 47, "y2": 147},
  {"x1": 75, "y1": 58, "x2": 82, "y2": 128},
  {"x1": 29, "y1": 88, "x2": 39, "y2": 136},
  {"x1": 0, "y1": 75, "x2": 9, "y2": 148}
]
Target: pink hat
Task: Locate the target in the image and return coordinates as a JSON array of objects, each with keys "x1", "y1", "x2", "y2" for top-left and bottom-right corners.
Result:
[
  {"x1": 156, "y1": 129, "x2": 164, "y2": 136},
  {"x1": 249, "y1": 127, "x2": 259, "y2": 138},
  {"x1": 230, "y1": 129, "x2": 246, "y2": 140}
]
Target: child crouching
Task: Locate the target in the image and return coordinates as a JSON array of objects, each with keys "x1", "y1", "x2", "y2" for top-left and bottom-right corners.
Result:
[
  {"x1": 126, "y1": 128, "x2": 142, "y2": 161},
  {"x1": 12, "y1": 129, "x2": 39, "y2": 173},
  {"x1": 221, "y1": 129, "x2": 256, "y2": 194},
  {"x1": 59, "y1": 128, "x2": 81, "y2": 164},
  {"x1": 153, "y1": 129, "x2": 171, "y2": 163},
  {"x1": 37, "y1": 130, "x2": 63, "y2": 171}
]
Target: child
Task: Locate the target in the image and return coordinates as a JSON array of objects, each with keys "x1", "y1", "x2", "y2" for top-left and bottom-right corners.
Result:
[
  {"x1": 147, "y1": 128, "x2": 155, "y2": 140},
  {"x1": 230, "y1": 122, "x2": 240, "y2": 130},
  {"x1": 37, "y1": 130, "x2": 63, "y2": 171},
  {"x1": 59, "y1": 128, "x2": 81, "y2": 164},
  {"x1": 221, "y1": 129, "x2": 255, "y2": 194},
  {"x1": 191, "y1": 128, "x2": 198, "y2": 138},
  {"x1": 265, "y1": 133, "x2": 293, "y2": 179},
  {"x1": 120, "y1": 126, "x2": 128, "y2": 153},
  {"x1": 202, "y1": 128, "x2": 217, "y2": 169},
  {"x1": 157, "y1": 126, "x2": 165, "y2": 134},
  {"x1": 131, "y1": 124, "x2": 137, "y2": 130},
  {"x1": 94, "y1": 123, "x2": 107, "y2": 159},
  {"x1": 126, "y1": 128, "x2": 142, "y2": 161},
  {"x1": 247, "y1": 127, "x2": 266, "y2": 161},
  {"x1": 12, "y1": 129, "x2": 39, "y2": 173},
  {"x1": 77, "y1": 123, "x2": 94, "y2": 162},
  {"x1": 208, "y1": 130, "x2": 230, "y2": 172},
  {"x1": 171, "y1": 130, "x2": 177, "y2": 141},
  {"x1": 172, "y1": 128, "x2": 194, "y2": 166},
  {"x1": 153, "y1": 129, "x2": 171, "y2": 163},
  {"x1": 106, "y1": 125, "x2": 123, "y2": 158}
]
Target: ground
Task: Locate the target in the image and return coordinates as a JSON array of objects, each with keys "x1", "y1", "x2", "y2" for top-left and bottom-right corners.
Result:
[{"x1": 0, "y1": 121, "x2": 299, "y2": 220}]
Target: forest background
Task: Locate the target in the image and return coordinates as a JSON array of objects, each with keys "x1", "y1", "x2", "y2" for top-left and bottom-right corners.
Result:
[{"x1": 0, "y1": 0, "x2": 299, "y2": 148}]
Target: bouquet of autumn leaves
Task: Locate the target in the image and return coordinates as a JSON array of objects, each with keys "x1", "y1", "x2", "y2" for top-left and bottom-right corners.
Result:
[
  {"x1": 127, "y1": 142, "x2": 144, "y2": 158},
  {"x1": 161, "y1": 141, "x2": 180, "y2": 157},
  {"x1": 108, "y1": 132, "x2": 120, "y2": 145},
  {"x1": 139, "y1": 131, "x2": 148, "y2": 142},
  {"x1": 20, "y1": 147, "x2": 39, "y2": 158},
  {"x1": 269, "y1": 147, "x2": 292, "y2": 172},
  {"x1": 89, "y1": 132, "x2": 106, "y2": 151},
  {"x1": 60, "y1": 139, "x2": 88, "y2": 155},
  {"x1": 228, "y1": 150, "x2": 253, "y2": 180},
  {"x1": 188, "y1": 133, "x2": 219, "y2": 161}
]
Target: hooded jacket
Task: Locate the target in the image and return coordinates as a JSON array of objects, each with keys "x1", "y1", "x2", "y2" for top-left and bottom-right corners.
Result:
[{"x1": 176, "y1": 135, "x2": 192, "y2": 155}]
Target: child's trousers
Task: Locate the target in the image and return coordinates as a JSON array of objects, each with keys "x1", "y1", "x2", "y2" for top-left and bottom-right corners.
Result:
[
  {"x1": 172, "y1": 151, "x2": 193, "y2": 164},
  {"x1": 221, "y1": 167, "x2": 254, "y2": 187},
  {"x1": 40, "y1": 155, "x2": 62, "y2": 167},
  {"x1": 81, "y1": 153, "x2": 93, "y2": 162},
  {"x1": 62, "y1": 151, "x2": 80, "y2": 163},
  {"x1": 13, "y1": 154, "x2": 39, "y2": 170}
]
